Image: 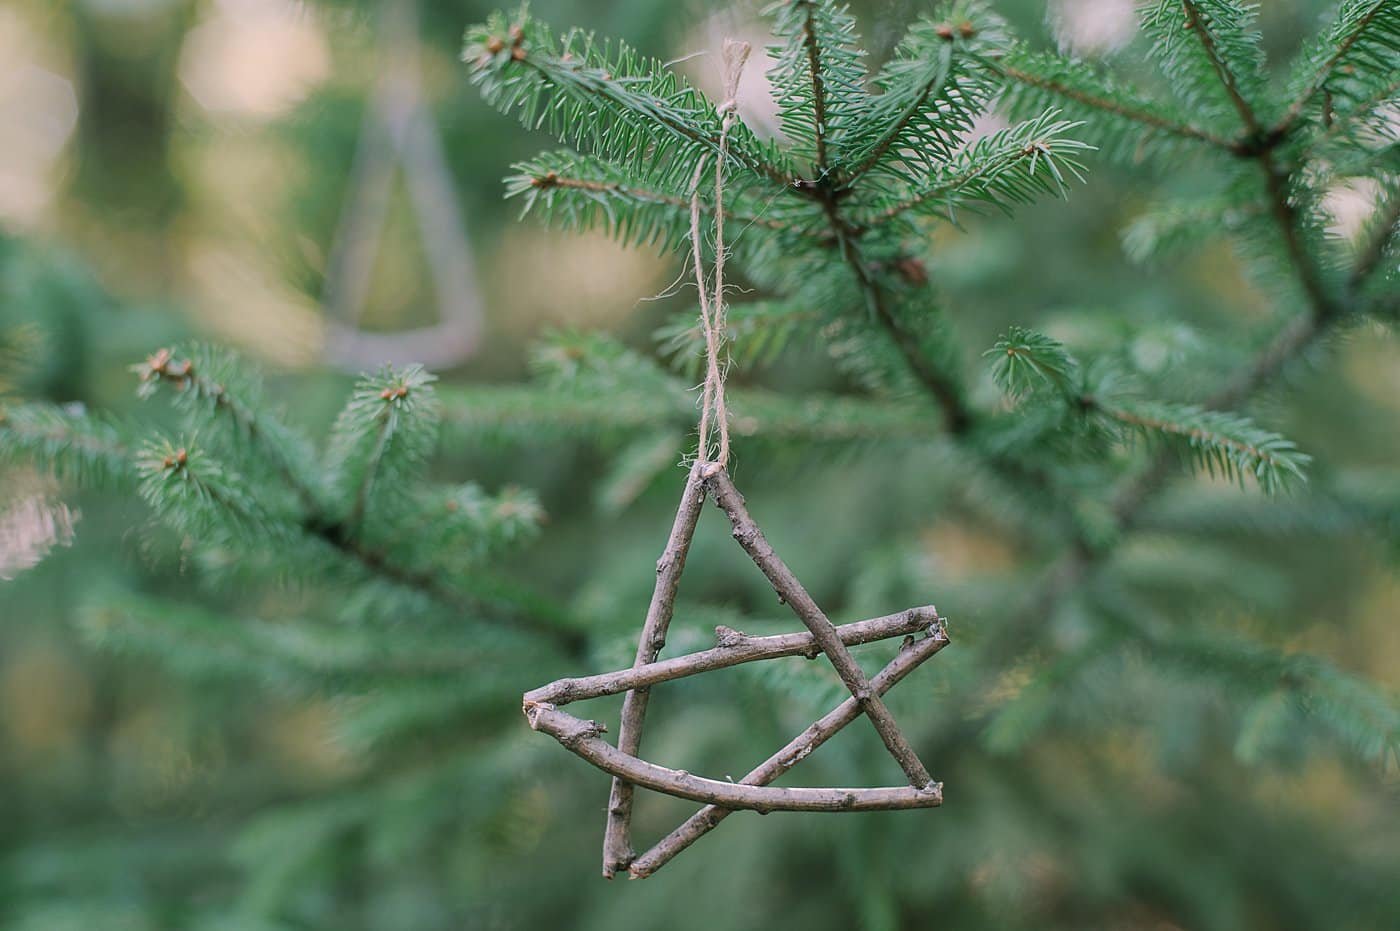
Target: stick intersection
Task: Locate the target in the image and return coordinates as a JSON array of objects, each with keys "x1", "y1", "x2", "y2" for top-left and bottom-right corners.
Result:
[{"x1": 522, "y1": 462, "x2": 949, "y2": 879}]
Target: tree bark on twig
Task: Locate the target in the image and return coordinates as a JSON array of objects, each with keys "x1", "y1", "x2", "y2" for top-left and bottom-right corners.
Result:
[
  {"x1": 527, "y1": 605, "x2": 940, "y2": 706},
  {"x1": 526, "y1": 703, "x2": 943, "y2": 813},
  {"x1": 629, "y1": 623, "x2": 950, "y2": 878},
  {"x1": 704, "y1": 467, "x2": 935, "y2": 789},
  {"x1": 601, "y1": 462, "x2": 707, "y2": 878}
]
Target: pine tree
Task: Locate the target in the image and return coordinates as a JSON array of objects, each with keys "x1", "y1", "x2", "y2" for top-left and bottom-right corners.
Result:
[{"x1": 1, "y1": 0, "x2": 1398, "y2": 928}]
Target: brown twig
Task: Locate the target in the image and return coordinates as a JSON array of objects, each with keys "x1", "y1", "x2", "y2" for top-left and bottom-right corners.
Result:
[
  {"x1": 601, "y1": 462, "x2": 708, "y2": 878},
  {"x1": 705, "y1": 467, "x2": 935, "y2": 788},
  {"x1": 629, "y1": 623, "x2": 950, "y2": 878},
  {"x1": 525, "y1": 702, "x2": 944, "y2": 813},
  {"x1": 527, "y1": 605, "x2": 940, "y2": 706}
]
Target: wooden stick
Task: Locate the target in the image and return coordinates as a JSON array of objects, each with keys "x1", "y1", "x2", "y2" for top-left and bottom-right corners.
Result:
[
  {"x1": 704, "y1": 467, "x2": 935, "y2": 788},
  {"x1": 525, "y1": 606, "x2": 939, "y2": 706},
  {"x1": 601, "y1": 462, "x2": 708, "y2": 877},
  {"x1": 526, "y1": 702, "x2": 944, "y2": 813},
  {"x1": 629, "y1": 624, "x2": 949, "y2": 878}
]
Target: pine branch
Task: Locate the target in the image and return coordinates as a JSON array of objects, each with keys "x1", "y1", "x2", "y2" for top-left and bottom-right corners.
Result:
[
  {"x1": 985, "y1": 326, "x2": 1078, "y2": 400},
  {"x1": 0, "y1": 402, "x2": 134, "y2": 488},
  {"x1": 860, "y1": 112, "x2": 1090, "y2": 227},
  {"x1": 1279, "y1": 0, "x2": 1400, "y2": 138},
  {"x1": 1282, "y1": 0, "x2": 1388, "y2": 134},
  {"x1": 466, "y1": 10, "x2": 793, "y2": 192},
  {"x1": 1259, "y1": 157, "x2": 1341, "y2": 319},
  {"x1": 821, "y1": 205, "x2": 972, "y2": 432},
  {"x1": 994, "y1": 52, "x2": 1235, "y2": 153},
  {"x1": 768, "y1": 0, "x2": 868, "y2": 174},
  {"x1": 1092, "y1": 400, "x2": 1309, "y2": 494},
  {"x1": 1351, "y1": 190, "x2": 1400, "y2": 290},
  {"x1": 508, "y1": 152, "x2": 822, "y2": 249},
  {"x1": 1178, "y1": 0, "x2": 1263, "y2": 134},
  {"x1": 325, "y1": 365, "x2": 439, "y2": 533},
  {"x1": 134, "y1": 346, "x2": 323, "y2": 514}
]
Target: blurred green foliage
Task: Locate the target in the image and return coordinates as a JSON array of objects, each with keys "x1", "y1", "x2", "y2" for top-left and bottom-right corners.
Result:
[{"x1": 0, "y1": 1, "x2": 1397, "y2": 929}]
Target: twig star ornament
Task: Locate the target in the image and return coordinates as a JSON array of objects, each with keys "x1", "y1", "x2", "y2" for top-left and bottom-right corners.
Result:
[{"x1": 520, "y1": 40, "x2": 950, "y2": 879}]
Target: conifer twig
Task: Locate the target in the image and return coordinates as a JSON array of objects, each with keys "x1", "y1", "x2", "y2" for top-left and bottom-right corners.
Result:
[
  {"x1": 1274, "y1": 0, "x2": 1388, "y2": 138},
  {"x1": 628, "y1": 623, "x2": 950, "y2": 878},
  {"x1": 1181, "y1": 0, "x2": 1261, "y2": 135},
  {"x1": 601, "y1": 462, "x2": 708, "y2": 878},
  {"x1": 992, "y1": 62, "x2": 1235, "y2": 150}
]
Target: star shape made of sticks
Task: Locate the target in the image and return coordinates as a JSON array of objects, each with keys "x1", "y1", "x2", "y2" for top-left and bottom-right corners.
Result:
[{"x1": 522, "y1": 462, "x2": 950, "y2": 879}]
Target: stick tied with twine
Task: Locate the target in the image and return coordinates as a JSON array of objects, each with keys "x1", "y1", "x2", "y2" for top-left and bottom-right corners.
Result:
[{"x1": 690, "y1": 39, "x2": 750, "y2": 472}]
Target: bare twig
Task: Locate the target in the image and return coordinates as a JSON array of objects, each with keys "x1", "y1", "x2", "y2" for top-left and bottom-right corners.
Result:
[
  {"x1": 629, "y1": 623, "x2": 950, "y2": 878},
  {"x1": 527, "y1": 605, "x2": 940, "y2": 706},
  {"x1": 525, "y1": 702, "x2": 944, "y2": 813},
  {"x1": 601, "y1": 462, "x2": 707, "y2": 878},
  {"x1": 705, "y1": 467, "x2": 935, "y2": 788}
]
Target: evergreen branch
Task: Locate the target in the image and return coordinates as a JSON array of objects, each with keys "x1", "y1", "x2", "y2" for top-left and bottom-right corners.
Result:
[
  {"x1": 993, "y1": 54, "x2": 1235, "y2": 151},
  {"x1": 985, "y1": 326, "x2": 1078, "y2": 400},
  {"x1": 1179, "y1": 0, "x2": 1262, "y2": 134},
  {"x1": 858, "y1": 112, "x2": 1090, "y2": 227},
  {"x1": 508, "y1": 156, "x2": 820, "y2": 245},
  {"x1": 137, "y1": 439, "x2": 285, "y2": 543},
  {"x1": 768, "y1": 0, "x2": 868, "y2": 173},
  {"x1": 820, "y1": 198, "x2": 972, "y2": 432},
  {"x1": 841, "y1": 37, "x2": 953, "y2": 186},
  {"x1": 134, "y1": 346, "x2": 323, "y2": 514},
  {"x1": 466, "y1": 10, "x2": 794, "y2": 192},
  {"x1": 0, "y1": 402, "x2": 134, "y2": 488},
  {"x1": 1276, "y1": 0, "x2": 1394, "y2": 136},
  {"x1": 1092, "y1": 400, "x2": 1309, "y2": 494},
  {"x1": 1351, "y1": 191, "x2": 1400, "y2": 290},
  {"x1": 1260, "y1": 157, "x2": 1342, "y2": 319},
  {"x1": 305, "y1": 516, "x2": 585, "y2": 655},
  {"x1": 325, "y1": 365, "x2": 439, "y2": 533},
  {"x1": 801, "y1": 1, "x2": 832, "y2": 171}
]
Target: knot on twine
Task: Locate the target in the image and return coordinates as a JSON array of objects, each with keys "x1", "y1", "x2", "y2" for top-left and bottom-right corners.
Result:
[{"x1": 690, "y1": 39, "x2": 751, "y2": 469}]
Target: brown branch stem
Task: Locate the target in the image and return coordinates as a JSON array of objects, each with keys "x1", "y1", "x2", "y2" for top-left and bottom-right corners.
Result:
[
  {"x1": 628, "y1": 623, "x2": 950, "y2": 878},
  {"x1": 527, "y1": 605, "x2": 941, "y2": 706},
  {"x1": 705, "y1": 467, "x2": 935, "y2": 788},
  {"x1": 525, "y1": 702, "x2": 943, "y2": 813},
  {"x1": 602, "y1": 463, "x2": 707, "y2": 878}
]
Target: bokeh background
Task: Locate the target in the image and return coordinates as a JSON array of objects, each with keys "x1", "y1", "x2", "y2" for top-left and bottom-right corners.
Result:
[{"x1": 1, "y1": 0, "x2": 1398, "y2": 928}]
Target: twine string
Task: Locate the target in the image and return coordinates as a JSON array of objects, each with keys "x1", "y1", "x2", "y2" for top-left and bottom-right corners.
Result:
[{"x1": 690, "y1": 38, "x2": 750, "y2": 470}]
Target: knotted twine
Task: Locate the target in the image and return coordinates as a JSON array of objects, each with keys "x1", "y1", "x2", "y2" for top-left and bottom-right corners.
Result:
[{"x1": 689, "y1": 39, "x2": 750, "y2": 471}]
